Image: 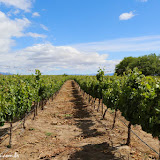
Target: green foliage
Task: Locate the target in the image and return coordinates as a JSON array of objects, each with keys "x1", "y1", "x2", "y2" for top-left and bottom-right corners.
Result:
[
  {"x1": 115, "y1": 57, "x2": 135, "y2": 75},
  {"x1": 0, "y1": 72, "x2": 67, "y2": 124},
  {"x1": 96, "y1": 68, "x2": 105, "y2": 82},
  {"x1": 74, "y1": 68, "x2": 160, "y2": 140},
  {"x1": 115, "y1": 53, "x2": 160, "y2": 76}
]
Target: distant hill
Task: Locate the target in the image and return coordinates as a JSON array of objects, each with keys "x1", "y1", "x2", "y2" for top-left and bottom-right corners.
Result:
[
  {"x1": 85, "y1": 73, "x2": 114, "y2": 76},
  {"x1": 0, "y1": 72, "x2": 12, "y2": 75},
  {"x1": 105, "y1": 73, "x2": 114, "y2": 76}
]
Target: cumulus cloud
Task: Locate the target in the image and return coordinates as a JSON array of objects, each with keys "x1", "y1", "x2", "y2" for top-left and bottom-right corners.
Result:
[
  {"x1": 0, "y1": 11, "x2": 47, "y2": 53},
  {"x1": 119, "y1": 11, "x2": 135, "y2": 20},
  {"x1": 20, "y1": 44, "x2": 108, "y2": 68},
  {"x1": 0, "y1": 0, "x2": 32, "y2": 12},
  {"x1": 0, "y1": 11, "x2": 30, "y2": 52},
  {"x1": 0, "y1": 43, "x2": 120, "y2": 74},
  {"x1": 40, "y1": 24, "x2": 49, "y2": 31},
  {"x1": 32, "y1": 12, "x2": 40, "y2": 17}
]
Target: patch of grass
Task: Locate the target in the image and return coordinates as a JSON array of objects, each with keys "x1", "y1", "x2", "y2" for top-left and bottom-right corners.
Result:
[
  {"x1": 109, "y1": 109, "x2": 115, "y2": 113},
  {"x1": 7, "y1": 145, "x2": 11, "y2": 148},
  {"x1": 64, "y1": 114, "x2": 72, "y2": 117},
  {"x1": 29, "y1": 128, "x2": 35, "y2": 131},
  {"x1": 45, "y1": 132, "x2": 52, "y2": 136}
]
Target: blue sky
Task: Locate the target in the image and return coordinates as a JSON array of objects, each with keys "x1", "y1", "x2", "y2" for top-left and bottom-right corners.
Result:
[{"x1": 0, "y1": 0, "x2": 160, "y2": 75}]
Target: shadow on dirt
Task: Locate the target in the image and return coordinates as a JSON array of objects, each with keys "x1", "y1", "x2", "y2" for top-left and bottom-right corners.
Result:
[
  {"x1": 71, "y1": 81, "x2": 105, "y2": 138},
  {"x1": 69, "y1": 142, "x2": 121, "y2": 160},
  {"x1": 71, "y1": 83, "x2": 90, "y2": 119},
  {"x1": 69, "y1": 81, "x2": 122, "y2": 160},
  {"x1": 0, "y1": 127, "x2": 9, "y2": 137}
]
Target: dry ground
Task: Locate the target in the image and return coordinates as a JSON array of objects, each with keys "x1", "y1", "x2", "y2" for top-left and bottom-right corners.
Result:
[{"x1": 0, "y1": 80, "x2": 159, "y2": 160}]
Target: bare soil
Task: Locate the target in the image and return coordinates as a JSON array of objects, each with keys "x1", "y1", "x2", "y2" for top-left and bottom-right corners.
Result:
[{"x1": 0, "y1": 80, "x2": 159, "y2": 160}]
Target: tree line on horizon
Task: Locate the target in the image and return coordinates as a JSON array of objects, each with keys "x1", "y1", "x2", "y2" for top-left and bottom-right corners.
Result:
[{"x1": 115, "y1": 53, "x2": 160, "y2": 76}]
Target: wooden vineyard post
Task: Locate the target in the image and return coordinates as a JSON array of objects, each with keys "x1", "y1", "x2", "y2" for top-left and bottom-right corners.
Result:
[
  {"x1": 101, "y1": 95, "x2": 103, "y2": 116},
  {"x1": 23, "y1": 113, "x2": 26, "y2": 129},
  {"x1": 39, "y1": 101, "x2": 41, "y2": 108},
  {"x1": 91, "y1": 97, "x2": 94, "y2": 106},
  {"x1": 97, "y1": 99, "x2": 101, "y2": 112},
  {"x1": 91, "y1": 97, "x2": 94, "y2": 104},
  {"x1": 9, "y1": 122, "x2": 12, "y2": 148},
  {"x1": 83, "y1": 91, "x2": 85, "y2": 97},
  {"x1": 34, "y1": 102, "x2": 36, "y2": 115},
  {"x1": 90, "y1": 96, "x2": 92, "y2": 104},
  {"x1": 41, "y1": 100, "x2": 44, "y2": 110},
  {"x1": 102, "y1": 108, "x2": 108, "y2": 120},
  {"x1": 33, "y1": 107, "x2": 36, "y2": 120},
  {"x1": 94, "y1": 98, "x2": 96, "y2": 110},
  {"x1": 36, "y1": 102, "x2": 38, "y2": 116},
  {"x1": 48, "y1": 98, "x2": 50, "y2": 105},
  {"x1": 126, "y1": 122, "x2": 131, "y2": 145},
  {"x1": 112, "y1": 108, "x2": 117, "y2": 129}
]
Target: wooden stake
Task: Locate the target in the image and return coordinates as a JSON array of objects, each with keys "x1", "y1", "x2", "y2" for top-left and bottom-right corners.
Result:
[
  {"x1": 9, "y1": 122, "x2": 12, "y2": 148},
  {"x1": 102, "y1": 96, "x2": 103, "y2": 116},
  {"x1": 33, "y1": 107, "x2": 36, "y2": 120},
  {"x1": 112, "y1": 108, "x2": 117, "y2": 129},
  {"x1": 94, "y1": 98, "x2": 96, "y2": 109},
  {"x1": 88, "y1": 94, "x2": 90, "y2": 103},
  {"x1": 23, "y1": 114, "x2": 26, "y2": 129},
  {"x1": 97, "y1": 99, "x2": 101, "y2": 112},
  {"x1": 41, "y1": 101, "x2": 44, "y2": 110},
  {"x1": 126, "y1": 122, "x2": 131, "y2": 146},
  {"x1": 102, "y1": 108, "x2": 108, "y2": 120},
  {"x1": 36, "y1": 102, "x2": 38, "y2": 116}
]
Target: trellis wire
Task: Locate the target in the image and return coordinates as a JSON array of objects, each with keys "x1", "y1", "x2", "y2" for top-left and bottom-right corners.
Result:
[{"x1": 76, "y1": 82, "x2": 159, "y2": 157}]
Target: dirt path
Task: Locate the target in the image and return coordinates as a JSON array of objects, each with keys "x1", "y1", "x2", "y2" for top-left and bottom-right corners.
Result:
[{"x1": 0, "y1": 80, "x2": 159, "y2": 160}]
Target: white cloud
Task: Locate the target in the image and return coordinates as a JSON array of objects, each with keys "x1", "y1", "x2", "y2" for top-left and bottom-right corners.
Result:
[
  {"x1": 7, "y1": 9, "x2": 20, "y2": 16},
  {"x1": 2, "y1": 34, "x2": 160, "y2": 74},
  {"x1": 0, "y1": 11, "x2": 30, "y2": 52},
  {"x1": 73, "y1": 35, "x2": 160, "y2": 53},
  {"x1": 119, "y1": 11, "x2": 135, "y2": 20},
  {"x1": 14, "y1": 9, "x2": 20, "y2": 15},
  {"x1": 25, "y1": 32, "x2": 46, "y2": 38},
  {"x1": 32, "y1": 12, "x2": 40, "y2": 17},
  {"x1": 0, "y1": 0, "x2": 32, "y2": 12},
  {"x1": 0, "y1": 43, "x2": 119, "y2": 74},
  {"x1": 0, "y1": 11, "x2": 46, "y2": 53},
  {"x1": 40, "y1": 24, "x2": 49, "y2": 31}
]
